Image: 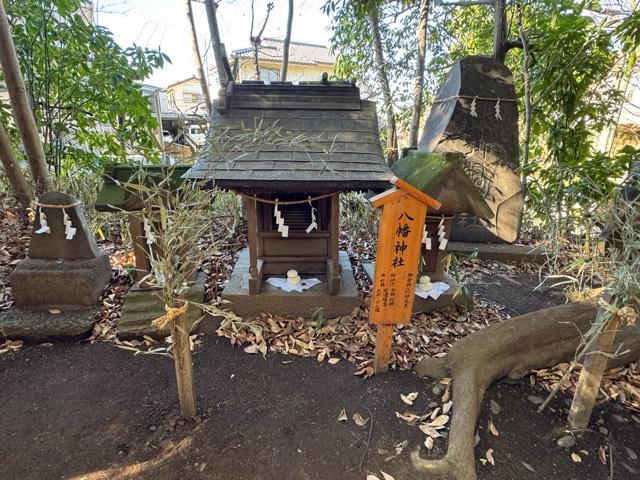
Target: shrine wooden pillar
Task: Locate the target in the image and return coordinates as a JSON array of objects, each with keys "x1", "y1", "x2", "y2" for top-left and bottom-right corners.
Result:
[
  {"x1": 244, "y1": 195, "x2": 263, "y2": 294},
  {"x1": 327, "y1": 192, "x2": 341, "y2": 294}
]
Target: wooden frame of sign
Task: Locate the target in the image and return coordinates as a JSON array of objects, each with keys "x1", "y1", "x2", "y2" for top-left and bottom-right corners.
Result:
[{"x1": 369, "y1": 176, "x2": 441, "y2": 373}]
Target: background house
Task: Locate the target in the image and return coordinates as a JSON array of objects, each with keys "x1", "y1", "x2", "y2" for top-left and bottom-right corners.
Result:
[
  {"x1": 165, "y1": 76, "x2": 208, "y2": 115},
  {"x1": 219, "y1": 38, "x2": 335, "y2": 84}
]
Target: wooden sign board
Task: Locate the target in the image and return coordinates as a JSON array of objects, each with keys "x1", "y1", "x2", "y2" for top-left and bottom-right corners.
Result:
[
  {"x1": 369, "y1": 189, "x2": 427, "y2": 325},
  {"x1": 369, "y1": 176, "x2": 441, "y2": 372}
]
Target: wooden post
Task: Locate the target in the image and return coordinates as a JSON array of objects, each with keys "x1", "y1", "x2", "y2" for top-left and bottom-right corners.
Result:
[
  {"x1": 327, "y1": 192, "x2": 341, "y2": 295},
  {"x1": 568, "y1": 313, "x2": 620, "y2": 429},
  {"x1": 244, "y1": 195, "x2": 262, "y2": 294},
  {"x1": 368, "y1": 176, "x2": 441, "y2": 373},
  {"x1": 374, "y1": 324, "x2": 394, "y2": 373},
  {"x1": 172, "y1": 307, "x2": 197, "y2": 419}
]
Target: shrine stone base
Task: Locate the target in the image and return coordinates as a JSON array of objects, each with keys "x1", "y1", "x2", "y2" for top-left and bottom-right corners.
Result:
[
  {"x1": 362, "y1": 263, "x2": 468, "y2": 313},
  {"x1": 447, "y1": 242, "x2": 546, "y2": 264},
  {"x1": 222, "y1": 248, "x2": 360, "y2": 319},
  {"x1": 0, "y1": 308, "x2": 98, "y2": 341},
  {"x1": 9, "y1": 254, "x2": 112, "y2": 310},
  {"x1": 117, "y1": 271, "x2": 211, "y2": 339}
]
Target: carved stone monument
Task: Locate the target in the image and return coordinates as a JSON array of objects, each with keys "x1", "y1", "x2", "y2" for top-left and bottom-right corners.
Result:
[
  {"x1": 419, "y1": 55, "x2": 523, "y2": 243},
  {"x1": 9, "y1": 191, "x2": 112, "y2": 310}
]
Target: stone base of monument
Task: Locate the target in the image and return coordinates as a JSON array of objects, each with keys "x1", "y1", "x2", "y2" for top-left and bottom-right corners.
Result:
[
  {"x1": 0, "y1": 308, "x2": 98, "y2": 341},
  {"x1": 362, "y1": 263, "x2": 468, "y2": 313},
  {"x1": 447, "y1": 242, "x2": 546, "y2": 264},
  {"x1": 9, "y1": 254, "x2": 112, "y2": 310},
  {"x1": 117, "y1": 271, "x2": 212, "y2": 339},
  {"x1": 221, "y1": 248, "x2": 360, "y2": 319}
]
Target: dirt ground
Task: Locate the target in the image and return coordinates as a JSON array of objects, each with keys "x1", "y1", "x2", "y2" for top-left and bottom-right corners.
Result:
[{"x1": 1, "y1": 272, "x2": 639, "y2": 480}]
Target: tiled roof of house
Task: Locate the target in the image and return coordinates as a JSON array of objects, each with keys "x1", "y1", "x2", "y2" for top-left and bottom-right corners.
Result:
[
  {"x1": 184, "y1": 81, "x2": 391, "y2": 191},
  {"x1": 232, "y1": 38, "x2": 335, "y2": 66}
]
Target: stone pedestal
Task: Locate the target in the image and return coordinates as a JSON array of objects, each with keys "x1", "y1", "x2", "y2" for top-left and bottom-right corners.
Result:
[
  {"x1": 363, "y1": 263, "x2": 469, "y2": 313},
  {"x1": 117, "y1": 271, "x2": 209, "y2": 339},
  {"x1": 0, "y1": 308, "x2": 97, "y2": 341},
  {"x1": 221, "y1": 248, "x2": 360, "y2": 319},
  {"x1": 419, "y1": 56, "x2": 523, "y2": 243},
  {"x1": 9, "y1": 191, "x2": 112, "y2": 312}
]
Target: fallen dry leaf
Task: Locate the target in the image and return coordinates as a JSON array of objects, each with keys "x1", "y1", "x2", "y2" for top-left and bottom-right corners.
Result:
[
  {"x1": 328, "y1": 357, "x2": 341, "y2": 365},
  {"x1": 442, "y1": 400, "x2": 452, "y2": 414},
  {"x1": 486, "y1": 448, "x2": 495, "y2": 466},
  {"x1": 424, "y1": 435, "x2": 434, "y2": 450},
  {"x1": 488, "y1": 420, "x2": 499, "y2": 436},
  {"x1": 396, "y1": 411, "x2": 421, "y2": 424},
  {"x1": 428, "y1": 415, "x2": 450, "y2": 428},
  {"x1": 571, "y1": 452, "x2": 582, "y2": 463},
  {"x1": 337, "y1": 409, "x2": 347, "y2": 422},
  {"x1": 366, "y1": 475, "x2": 380, "y2": 480},
  {"x1": 380, "y1": 471, "x2": 395, "y2": 480},
  {"x1": 419, "y1": 424, "x2": 442, "y2": 438},
  {"x1": 395, "y1": 440, "x2": 408, "y2": 455},
  {"x1": 353, "y1": 412, "x2": 368, "y2": 427},
  {"x1": 401, "y1": 392, "x2": 418, "y2": 405},
  {"x1": 598, "y1": 445, "x2": 607, "y2": 465}
]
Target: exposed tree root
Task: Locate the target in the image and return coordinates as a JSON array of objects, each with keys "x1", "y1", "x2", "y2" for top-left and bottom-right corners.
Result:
[{"x1": 412, "y1": 301, "x2": 640, "y2": 480}]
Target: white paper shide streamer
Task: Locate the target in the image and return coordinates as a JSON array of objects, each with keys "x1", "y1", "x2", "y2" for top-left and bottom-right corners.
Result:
[
  {"x1": 306, "y1": 199, "x2": 318, "y2": 234},
  {"x1": 34, "y1": 207, "x2": 50, "y2": 235},
  {"x1": 143, "y1": 217, "x2": 156, "y2": 245},
  {"x1": 437, "y1": 217, "x2": 448, "y2": 250},
  {"x1": 422, "y1": 224, "x2": 431, "y2": 250},
  {"x1": 62, "y1": 208, "x2": 77, "y2": 240},
  {"x1": 469, "y1": 97, "x2": 478, "y2": 117},
  {"x1": 273, "y1": 199, "x2": 289, "y2": 238}
]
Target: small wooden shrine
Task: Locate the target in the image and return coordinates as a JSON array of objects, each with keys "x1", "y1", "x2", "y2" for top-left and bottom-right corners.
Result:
[
  {"x1": 391, "y1": 151, "x2": 493, "y2": 281},
  {"x1": 185, "y1": 80, "x2": 392, "y2": 296}
]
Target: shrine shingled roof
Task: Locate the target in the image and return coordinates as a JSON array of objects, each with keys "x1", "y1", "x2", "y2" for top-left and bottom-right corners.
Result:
[{"x1": 184, "y1": 81, "x2": 392, "y2": 191}]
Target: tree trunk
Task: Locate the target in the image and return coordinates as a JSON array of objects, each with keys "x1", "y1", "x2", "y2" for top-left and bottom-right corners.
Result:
[
  {"x1": 172, "y1": 307, "x2": 197, "y2": 419},
  {"x1": 204, "y1": 0, "x2": 230, "y2": 89},
  {"x1": 368, "y1": 7, "x2": 397, "y2": 165},
  {"x1": 408, "y1": 0, "x2": 430, "y2": 149},
  {"x1": 0, "y1": 0, "x2": 52, "y2": 195},
  {"x1": 252, "y1": 40, "x2": 261, "y2": 80},
  {"x1": 0, "y1": 122, "x2": 32, "y2": 207},
  {"x1": 280, "y1": 0, "x2": 294, "y2": 82},
  {"x1": 412, "y1": 300, "x2": 640, "y2": 480},
  {"x1": 492, "y1": 0, "x2": 508, "y2": 62},
  {"x1": 186, "y1": 0, "x2": 212, "y2": 115},
  {"x1": 518, "y1": 6, "x2": 532, "y2": 200}
]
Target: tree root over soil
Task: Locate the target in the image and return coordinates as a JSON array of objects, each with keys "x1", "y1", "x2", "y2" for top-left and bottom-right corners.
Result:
[{"x1": 411, "y1": 301, "x2": 640, "y2": 480}]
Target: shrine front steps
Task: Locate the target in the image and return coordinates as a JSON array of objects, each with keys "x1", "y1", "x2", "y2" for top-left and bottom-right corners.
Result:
[
  {"x1": 362, "y1": 263, "x2": 468, "y2": 313},
  {"x1": 222, "y1": 248, "x2": 361, "y2": 319}
]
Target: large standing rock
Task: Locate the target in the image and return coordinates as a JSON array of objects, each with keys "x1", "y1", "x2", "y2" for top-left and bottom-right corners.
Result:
[
  {"x1": 9, "y1": 191, "x2": 111, "y2": 310},
  {"x1": 419, "y1": 56, "x2": 523, "y2": 243}
]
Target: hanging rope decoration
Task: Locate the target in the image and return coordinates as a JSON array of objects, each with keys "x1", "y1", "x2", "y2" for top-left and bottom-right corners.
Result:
[
  {"x1": 433, "y1": 95, "x2": 516, "y2": 121},
  {"x1": 243, "y1": 192, "x2": 335, "y2": 205},
  {"x1": 33, "y1": 201, "x2": 81, "y2": 238}
]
